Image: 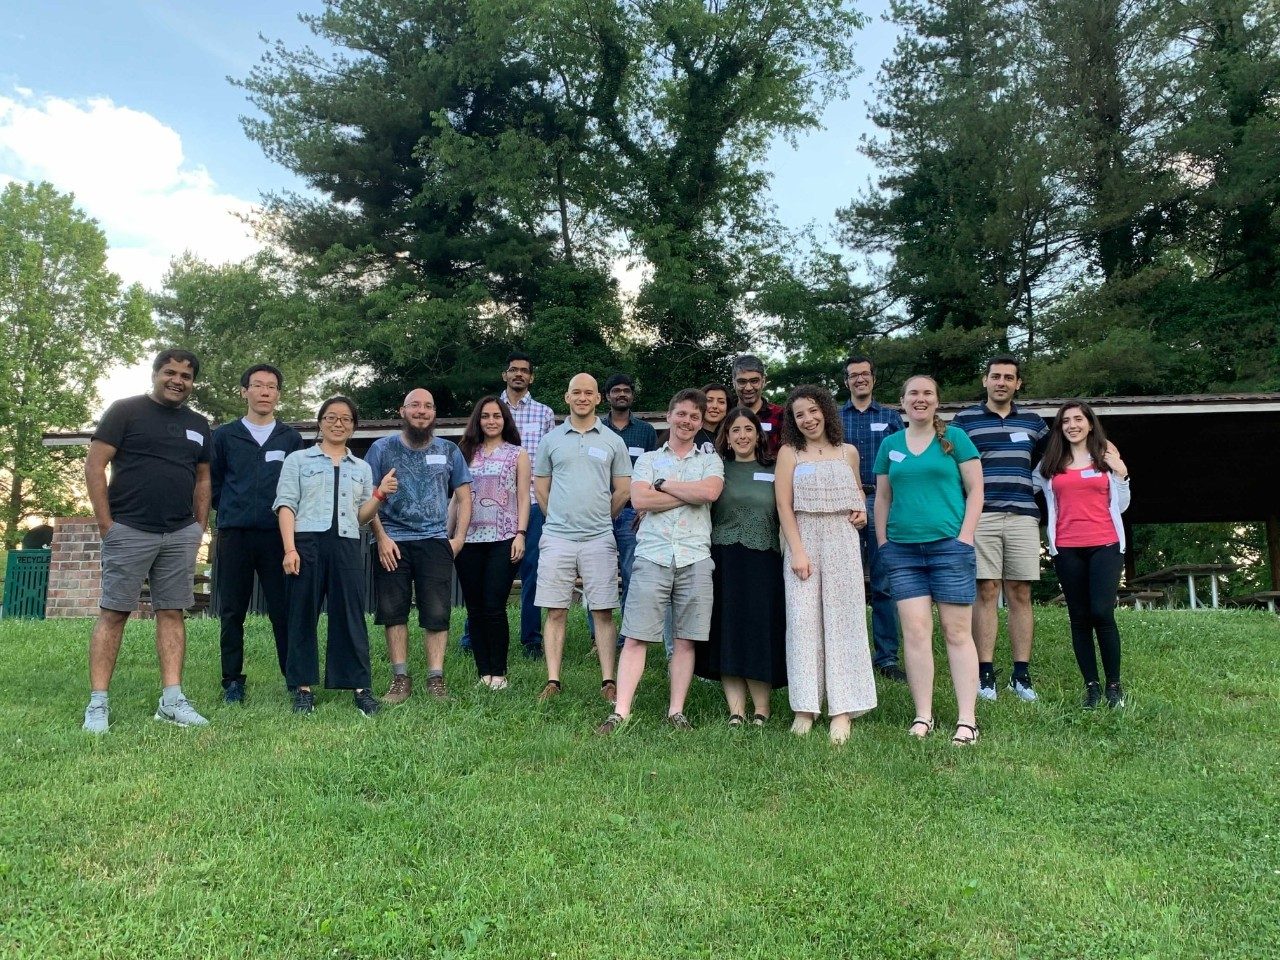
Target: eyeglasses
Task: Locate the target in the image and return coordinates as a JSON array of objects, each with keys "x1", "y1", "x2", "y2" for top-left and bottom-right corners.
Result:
[
  {"x1": 404, "y1": 402, "x2": 435, "y2": 410},
  {"x1": 247, "y1": 381, "x2": 280, "y2": 391},
  {"x1": 734, "y1": 376, "x2": 764, "y2": 387},
  {"x1": 321, "y1": 415, "x2": 353, "y2": 425}
]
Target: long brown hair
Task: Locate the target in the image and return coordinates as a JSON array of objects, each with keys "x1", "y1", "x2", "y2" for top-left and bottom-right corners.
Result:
[
  {"x1": 782, "y1": 385, "x2": 844, "y2": 450},
  {"x1": 1041, "y1": 400, "x2": 1109, "y2": 477},
  {"x1": 715, "y1": 405, "x2": 774, "y2": 465},
  {"x1": 901, "y1": 375, "x2": 953, "y2": 455},
  {"x1": 459, "y1": 395, "x2": 522, "y2": 463}
]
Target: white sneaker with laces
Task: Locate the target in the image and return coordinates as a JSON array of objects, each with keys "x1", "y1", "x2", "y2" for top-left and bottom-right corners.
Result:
[
  {"x1": 82, "y1": 701, "x2": 109, "y2": 734},
  {"x1": 1007, "y1": 677, "x2": 1038, "y2": 702},
  {"x1": 154, "y1": 696, "x2": 210, "y2": 727},
  {"x1": 978, "y1": 677, "x2": 997, "y2": 701}
]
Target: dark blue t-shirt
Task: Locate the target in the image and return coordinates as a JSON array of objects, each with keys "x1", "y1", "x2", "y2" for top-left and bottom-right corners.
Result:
[{"x1": 364, "y1": 435, "x2": 472, "y2": 541}]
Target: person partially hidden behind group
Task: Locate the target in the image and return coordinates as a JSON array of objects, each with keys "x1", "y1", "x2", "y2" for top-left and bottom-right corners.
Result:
[
  {"x1": 775, "y1": 385, "x2": 877, "y2": 745},
  {"x1": 1034, "y1": 401, "x2": 1131, "y2": 710},
  {"x1": 694, "y1": 382, "x2": 733, "y2": 452},
  {"x1": 693, "y1": 405, "x2": 787, "y2": 725},
  {"x1": 274, "y1": 396, "x2": 398, "y2": 716}
]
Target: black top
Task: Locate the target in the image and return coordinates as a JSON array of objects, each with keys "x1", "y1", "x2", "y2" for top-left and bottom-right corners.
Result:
[
  {"x1": 93, "y1": 395, "x2": 212, "y2": 533},
  {"x1": 210, "y1": 419, "x2": 304, "y2": 530}
]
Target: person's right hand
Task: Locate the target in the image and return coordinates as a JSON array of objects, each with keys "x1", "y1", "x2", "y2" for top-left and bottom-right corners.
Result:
[
  {"x1": 283, "y1": 548, "x2": 301, "y2": 576},
  {"x1": 377, "y1": 536, "x2": 401, "y2": 572},
  {"x1": 790, "y1": 549, "x2": 812, "y2": 581},
  {"x1": 98, "y1": 521, "x2": 113, "y2": 539}
]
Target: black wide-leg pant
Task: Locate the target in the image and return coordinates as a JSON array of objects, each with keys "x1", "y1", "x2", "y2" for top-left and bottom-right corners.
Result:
[
  {"x1": 284, "y1": 531, "x2": 371, "y2": 690},
  {"x1": 216, "y1": 527, "x2": 289, "y2": 688}
]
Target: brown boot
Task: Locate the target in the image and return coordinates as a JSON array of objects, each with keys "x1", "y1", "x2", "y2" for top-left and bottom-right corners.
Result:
[
  {"x1": 426, "y1": 675, "x2": 449, "y2": 700},
  {"x1": 383, "y1": 674, "x2": 412, "y2": 705}
]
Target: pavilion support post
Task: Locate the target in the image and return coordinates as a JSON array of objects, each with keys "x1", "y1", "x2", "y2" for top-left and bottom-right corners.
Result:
[
  {"x1": 1123, "y1": 519, "x2": 1137, "y2": 586},
  {"x1": 1267, "y1": 515, "x2": 1280, "y2": 592}
]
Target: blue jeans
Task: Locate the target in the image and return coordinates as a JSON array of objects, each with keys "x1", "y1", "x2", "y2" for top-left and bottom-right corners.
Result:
[
  {"x1": 461, "y1": 502, "x2": 546, "y2": 651},
  {"x1": 588, "y1": 506, "x2": 637, "y2": 643},
  {"x1": 862, "y1": 502, "x2": 901, "y2": 667}
]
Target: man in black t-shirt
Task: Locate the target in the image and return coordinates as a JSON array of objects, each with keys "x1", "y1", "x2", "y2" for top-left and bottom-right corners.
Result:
[{"x1": 81, "y1": 349, "x2": 213, "y2": 733}]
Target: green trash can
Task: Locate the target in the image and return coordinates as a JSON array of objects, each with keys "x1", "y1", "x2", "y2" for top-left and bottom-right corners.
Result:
[{"x1": 2, "y1": 550, "x2": 51, "y2": 619}]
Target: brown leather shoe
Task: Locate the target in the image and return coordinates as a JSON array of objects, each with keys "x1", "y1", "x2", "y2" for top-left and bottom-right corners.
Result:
[
  {"x1": 594, "y1": 712, "x2": 625, "y2": 736},
  {"x1": 426, "y1": 675, "x2": 449, "y2": 700},
  {"x1": 600, "y1": 679, "x2": 617, "y2": 704},
  {"x1": 537, "y1": 679, "x2": 562, "y2": 703},
  {"x1": 382, "y1": 674, "x2": 412, "y2": 705}
]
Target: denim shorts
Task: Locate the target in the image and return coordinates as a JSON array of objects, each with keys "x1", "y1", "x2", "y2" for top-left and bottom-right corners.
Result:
[{"x1": 880, "y1": 537, "x2": 977, "y2": 605}]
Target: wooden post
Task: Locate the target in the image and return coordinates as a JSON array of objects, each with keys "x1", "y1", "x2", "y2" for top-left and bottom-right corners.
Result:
[
  {"x1": 1267, "y1": 514, "x2": 1280, "y2": 592},
  {"x1": 1123, "y1": 518, "x2": 1137, "y2": 586}
]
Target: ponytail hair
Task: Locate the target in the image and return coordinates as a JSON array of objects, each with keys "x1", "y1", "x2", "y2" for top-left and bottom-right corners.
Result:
[{"x1": 933, "y1": 414, "x2": 954, "y2": 455}]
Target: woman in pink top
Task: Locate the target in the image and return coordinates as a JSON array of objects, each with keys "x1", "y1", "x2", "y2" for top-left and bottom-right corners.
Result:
[
  {"x1": 456, "y1": 396, "x2": 530, "y2": 689},
  {"x1": 1033, "y1": 402, "x2": 1131, "y2": 710}
]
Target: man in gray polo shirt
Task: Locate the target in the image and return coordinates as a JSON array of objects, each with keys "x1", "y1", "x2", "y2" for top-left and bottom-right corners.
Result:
[{"x1": 533, "y1": 373, "x2": 632, "y2": 703}]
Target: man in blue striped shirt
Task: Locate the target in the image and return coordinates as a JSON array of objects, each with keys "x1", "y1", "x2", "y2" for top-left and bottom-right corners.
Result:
[
  {"x1": 840, "y1": 355, "x2": 906, "y2": 681},
  {"x1": 953, "y1": 356, "x2": 1049, "y2": 702}
]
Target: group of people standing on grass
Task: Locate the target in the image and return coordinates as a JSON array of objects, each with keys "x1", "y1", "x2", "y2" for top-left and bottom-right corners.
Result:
[{"x1": 80, "y1": 348, "x2": 1131, "y2": 743}]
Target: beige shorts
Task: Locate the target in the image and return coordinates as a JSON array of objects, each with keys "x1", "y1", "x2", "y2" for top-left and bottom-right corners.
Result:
[
  {"x1": 535, "y1": 532, "x2": 619, "y2": 610},
  {"x1": 974, "y1": 512, "x2": 1042, "y2": 582}
]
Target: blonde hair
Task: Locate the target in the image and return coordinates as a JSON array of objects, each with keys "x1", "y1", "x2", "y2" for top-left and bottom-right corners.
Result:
[{"x1": 902, "y1": 375, "x2": 953, "y2": 455}]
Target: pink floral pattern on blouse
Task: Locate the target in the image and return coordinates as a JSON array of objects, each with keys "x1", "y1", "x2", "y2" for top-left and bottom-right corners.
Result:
[{"x1": 466, "y1": 442, "x2": 521, "y2": 543}]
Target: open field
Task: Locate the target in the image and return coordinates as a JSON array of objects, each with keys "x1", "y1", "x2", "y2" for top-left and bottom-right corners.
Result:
[{"x1": 0, "y1": 607, "x2": 1277, "y2": 959}]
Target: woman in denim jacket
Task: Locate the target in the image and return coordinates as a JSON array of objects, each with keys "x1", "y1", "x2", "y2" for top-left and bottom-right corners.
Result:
[{"x1": 274, "y1": 396, "x2": 397, "y2": 715}]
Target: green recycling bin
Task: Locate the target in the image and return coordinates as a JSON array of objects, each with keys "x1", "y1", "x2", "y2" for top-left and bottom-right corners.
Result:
[{"x1": 2, "y1": 550, "x2": 51, "y2": 619}]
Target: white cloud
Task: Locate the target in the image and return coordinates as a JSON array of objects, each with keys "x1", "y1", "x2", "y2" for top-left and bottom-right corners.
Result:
[{"x1": 0, "y1": 91, "x2": 260, "y2": 290}]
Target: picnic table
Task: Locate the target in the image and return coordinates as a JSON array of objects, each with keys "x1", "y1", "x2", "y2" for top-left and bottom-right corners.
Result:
[
  {"x1": 1131, "y1": 564, "x2": 1235, "y2": 609},
  {"x1": 1227, "y1": 591, "x2": 1280, "y2": 614}
]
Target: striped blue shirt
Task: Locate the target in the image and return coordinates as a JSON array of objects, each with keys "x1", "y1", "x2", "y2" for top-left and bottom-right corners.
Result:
[
  {"x1": 952, "y1": 402, "x2": 1050, "y2": 518},
  {"x1": 840, "y1": 399, "x2": 904, "y2": 492}
]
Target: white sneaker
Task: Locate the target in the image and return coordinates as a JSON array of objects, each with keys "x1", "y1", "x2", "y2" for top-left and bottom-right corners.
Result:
[
  {"x1": 1008, "y1": 676, "x2": 1038, "y2": 702},
  {"x1": 154, "y1": 696, "x2": 210, "y2": 727},
  {"x1": 82, "y1": 701, "x2": 109, "y2": 734},
  {"x1": 978, "y1": 677, "x2": 997, "y2": 701}
]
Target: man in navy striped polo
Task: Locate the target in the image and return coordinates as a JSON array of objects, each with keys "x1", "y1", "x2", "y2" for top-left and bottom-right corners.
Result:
[{"x1": 953, "y1": 356, "x2": 1049, "y2": 702}]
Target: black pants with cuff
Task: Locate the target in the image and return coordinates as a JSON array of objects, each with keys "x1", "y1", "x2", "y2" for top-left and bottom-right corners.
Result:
[
  {"x1": 1053, "y1": 543, "x2": 1124, "y2": 685},
  {"x1": 455, "y1": 539, "x2": 517, "y2": 678},
  {"x1": 217, "y1": 527, "x2": 289, "y2": 688}
]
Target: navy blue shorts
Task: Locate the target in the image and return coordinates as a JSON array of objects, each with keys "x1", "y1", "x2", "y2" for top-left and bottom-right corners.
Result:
[{"x1": 881, "y1": 537, "x2": 977, "y2": 605}]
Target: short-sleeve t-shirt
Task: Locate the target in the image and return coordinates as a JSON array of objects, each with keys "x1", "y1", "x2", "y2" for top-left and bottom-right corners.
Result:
[
  {"x1": 93, "y1": 395, "x2": 212, "y2": 533},
  {"x1": 365, "y1": 434, "x2": 472, "y2": 541},
  {"x1": 874, "y1": 426, "x2": 980, "y2": 542},
  {"x1": 534, "y1": 419, "x2": 632, "y2": 541}
]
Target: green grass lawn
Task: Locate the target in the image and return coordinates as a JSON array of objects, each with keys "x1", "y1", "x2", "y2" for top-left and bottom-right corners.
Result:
[{"x1": 0, "y1": 607, "x2": 1277, "y2": 959}]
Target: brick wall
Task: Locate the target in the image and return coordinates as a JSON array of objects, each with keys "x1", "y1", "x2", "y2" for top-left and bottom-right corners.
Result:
[{"x1": 46, "y1": 517, "x2": 104, "y2": 618}]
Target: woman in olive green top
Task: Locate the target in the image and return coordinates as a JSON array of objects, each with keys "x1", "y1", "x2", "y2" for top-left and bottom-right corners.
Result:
[{"x1": 694, "y1": 407, "x2": 787, "y2": 724}]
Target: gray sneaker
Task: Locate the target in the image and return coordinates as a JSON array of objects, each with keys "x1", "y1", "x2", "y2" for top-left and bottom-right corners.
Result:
[
  {"x1": 154, "y1": 696, "x2": 210, "y2": 727},
  {"x1": 82, "y1": 701, "x2": 109, "y2": 734},
  {"x1": 1007, "y1": 676, "x2": 1038, "y2": 702},
  {"x1": 978, "y1": 676, "x2": 997, "y2": 701}
]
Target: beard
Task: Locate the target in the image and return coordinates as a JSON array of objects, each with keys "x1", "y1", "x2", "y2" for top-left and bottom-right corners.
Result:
[{"x1": 403, "y1": 422, "x2": 434, "y2": 446}]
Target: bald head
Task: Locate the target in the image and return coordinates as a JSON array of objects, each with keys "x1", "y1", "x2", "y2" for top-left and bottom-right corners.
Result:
[
  {"x1": 400, "y1": 387, "x2": 437, "y2": 446},
  {"x1": 565, "y1": 373, "x2": 601, "y2": 423}
]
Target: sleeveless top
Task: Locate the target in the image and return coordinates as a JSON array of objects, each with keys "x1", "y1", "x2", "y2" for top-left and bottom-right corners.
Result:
[
  {"x1": 791, "y1": 458, "x2": 863, "y2": 514},
  {"x1": 711, "y1": 460, "x2": 780, "y2": 552},
  {"x1": 466, "y1": 442, "x2": 521, "y2": 543}
]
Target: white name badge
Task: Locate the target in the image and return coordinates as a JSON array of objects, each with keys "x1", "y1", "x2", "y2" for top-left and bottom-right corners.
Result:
[
  {"x1": 424, "y1": 454, "x2": 447, "y2": 466},
  {"x1": 627, "y1": 446, "x2": 644, "y2": 457},
  {"x1": 794, "y1": 464, "x2": 816, "y2": 477},
  {"x1": 888, "y1": 450, "x2": 907, "y2": 463},
  {"x1": 587, "y1": 446, "x2": 608, "y2": 461},
  {"x1": 185, "y1": 429, "x2": 204, "y2": 446},
  {"x1": 871, "y1": 422, "x2": 888, "y2": 432},
  {"x1": 760, "y1": 422, "x2": 773, "y2": 432},
  {"x1": 265, "y1": 450, "x2": 286, "y2": 463},
  {"x1": 753, "y1": 472, "x2": 775, "y2": 483},
  {"x1": 1010, "y1": 431, "x2": 1030, "y2": 443},
  {"x1": 1082, "y1": 468, "x2": 1100, "y2": 479}
]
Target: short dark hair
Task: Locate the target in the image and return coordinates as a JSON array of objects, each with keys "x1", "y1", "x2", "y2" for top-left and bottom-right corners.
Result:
[
  {"x1": 152, "y1": 349, "x2": 200, "y2": 379},
  {"x1": 506, "y1": 351, "x2": 533, "y2": 369},
  {"x1": 668, "y1": 388, "x2": 707, "y2": 415},
  {"x1": 844, "y1": 355, "x2": 876, "y2": 377},
  {"x1": 986, "y1": 354, "x2": 1022, "y2": 377},
  {"x1": 317, "y1": 395, "x2": 359, "y2": 427},
  {"x1": 240, "y1": 364, "x2": 283, "y2": 389},
  {"x1": 731, "y1": 354, "x2": 766, "y2": 378},
  {"x1": 603, "y1": 373, "x2": 635, "y2": 394}
]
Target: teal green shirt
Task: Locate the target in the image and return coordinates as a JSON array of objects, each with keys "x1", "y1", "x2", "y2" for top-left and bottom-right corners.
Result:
[{"x1": 874, "y1": 426, "x2": 980, "y2": 542}]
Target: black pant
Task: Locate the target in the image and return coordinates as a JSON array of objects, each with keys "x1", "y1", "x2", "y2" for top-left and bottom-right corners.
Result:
[
  {"x1": 1053, "y1": 544, "x2": 1124, "y2": 685},
  {"x1": 216, "y1": 527, "x2": 289, "y2": 688},
  {"x1": 285, "y1": 532, "x2": 371, "y2": 690},
  {"x1": 455, "y1": 539, "x2": 517, "y2": 678}
]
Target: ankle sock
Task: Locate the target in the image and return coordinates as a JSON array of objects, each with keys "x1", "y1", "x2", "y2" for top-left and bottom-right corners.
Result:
[
  {"x1": 1012, "y1": 661, "x2": 1030, "y2": 681},
  {"x1": 89, "y1": 690, "x2": 108, "y2": 707},
  {"x1": 428, "y1": 669, "x2": 443, "y2": 680},
  {"x1": 161, "y1": 684, "x2": 183, "y2": 704},
  {"x1": 392, "y1": 662, "x2": 408, "y2": 677},
  {"x1": 979, "y1": 662, "x2": 995, "y2": 682}
]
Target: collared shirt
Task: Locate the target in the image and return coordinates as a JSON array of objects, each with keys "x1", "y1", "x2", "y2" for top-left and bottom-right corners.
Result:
[
  {"x1": 840, "y1": 399, "x2": 905, "y2": 493},
  {"x1": 604, "y1": 413, "x2": 659, "y2": 465},
  {"x1": 500, "y1": 389, "x2": 557, "y2": 498},
  {"x1": 273, "y1": 445, "x2": 373, "y2": 539},
  {"x1": 952, "y1": 402, "x2": 1050, "y2": 518},
  {"x1": 631, "y1": 442, "x2": 724, "y2": 568},
  {"x1": 364, "y1": 434, "x2": 472, "y2": 541},
  {"x1": 754, "y1": 401, "x2": 785, "y2": 456},
  {"x1": 534, "y1": 418, "x2": 632, "y2": 541}
]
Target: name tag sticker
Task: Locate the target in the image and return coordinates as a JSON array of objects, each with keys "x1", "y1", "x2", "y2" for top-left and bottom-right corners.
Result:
[
  {"x1": 265, "y1": 450, "x2": 286, "y2": 463},
  {"x1": 888, "y1": 450, "x2": 907, "y2": 463},
  {"x1": 587, "y1": 446, "x2": 608, "y2": 461},
  {"x1": 794, "y1": 464, "x2": 816, "y2": 477},
  {"x1": 753, "y1": 472, "x2": 775, "y2": 483},
  {"x1": 1082, "y1": 468, "x2": 1100, "y2": 479},
  {"x1": 760, "y1": 422, "x2": 772, "y2": 432},
  {"x1": 424, "y1": 454, "x2": 447, "y2": 466},
  {"x1": 871, "y1": 422, "x2": 888, "y2": 432},
  {"x1": 185, "y1": 429, "x2": 204, "y2": 446},
  {"x1": 1010, "y1": 431, "x2": 1030, "y2": 444},
  {"x1": 627, "y1": 446, "x2": 644, "y2": 457}
]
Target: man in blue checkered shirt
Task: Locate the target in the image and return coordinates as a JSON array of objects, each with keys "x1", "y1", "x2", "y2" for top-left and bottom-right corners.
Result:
[{"x1": 840, "y1": 355, "x2": 906, "y2": 682}]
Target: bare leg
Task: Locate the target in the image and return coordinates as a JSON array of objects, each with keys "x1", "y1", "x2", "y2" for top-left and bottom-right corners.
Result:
[
  {"x1": 425, "y1": 628, "x2": 447, "y2": 673},
  {"x1": 543, "y1": 608, "x2": 567, "y2": 682},
  {"x1": 746, "y1": 680, "x2": 771, "y2": 718},
  {"x1": 938, "y1": 602, "x2": 979, "y2": 728},
  {"x1": 667, "y1": 637, "x2": 695, "y2": 716},
  {"x1": 154, "y1": 609, "x2": 187, "y2": 687},
  {"x1": 591, "y1": 609, "x2": 617, "y2": 682},
  {"x1": 1004, "y1": 580, "x2": 1034, "y2": 662},
  {"x1": 973, "y1": 579, "x2": 1001, "y2": 662},
  {"x1": 384, "y1": 624, "x2": 409, "y2": 667},
  {"x1": 899, "y1": 596, "x2": 936, "y2": 730},
  {"x1": 88, "y1": 609, "x2": 131, "y2": 691},
  {"x1": 722, "y1": 675, "x2": 747, "y2": 717},
  {"x1": 613, "y1": 636, "x2": 648, "y2": 718}
]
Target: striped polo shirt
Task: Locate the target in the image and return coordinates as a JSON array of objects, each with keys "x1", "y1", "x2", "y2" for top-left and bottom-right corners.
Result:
[{"x1": 952, "y1": 402, "x2": 1050, "y2": 518}]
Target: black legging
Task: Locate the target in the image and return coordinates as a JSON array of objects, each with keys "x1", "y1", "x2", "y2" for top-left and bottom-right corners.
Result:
[
  {"x1": 455, "y1": 539, "x2": 518, "y2": 678},
  {"x1": 1053, "y1": 544, "x2": 1123, "y2": 685}
]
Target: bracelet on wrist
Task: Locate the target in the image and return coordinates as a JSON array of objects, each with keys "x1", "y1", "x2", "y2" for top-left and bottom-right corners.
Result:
[{"x1": 373, "y1": 488, "x2": 387, "y2": 502}]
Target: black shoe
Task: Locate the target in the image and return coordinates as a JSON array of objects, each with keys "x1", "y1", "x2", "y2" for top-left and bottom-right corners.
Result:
[
  {"x1": 523, "y1": 643, "x2": 545, "y2": 661},
  {"x1": 875, "y1": 663, "x2": 908, "y2": 683},
  {"x1": 354, "y1": 688, "x2": 381, "y2": 717},
  {"x1": 1083, "y1": 682, "x2": 1102, "y2": 710},
  {"x1": 1104, "y1": 682, "x2": 1125, "y2": 709},
  {"x1": 292, "y1": 689, "x2": 315, "y2": 714},
  {"x1": 223, "y1": 680, "x2": 245, "y2": 704}
]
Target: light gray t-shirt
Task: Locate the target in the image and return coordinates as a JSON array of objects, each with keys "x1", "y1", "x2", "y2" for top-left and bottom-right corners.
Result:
[{"x1": 534, "y1": 418, "x2": 632, "y2": 541}]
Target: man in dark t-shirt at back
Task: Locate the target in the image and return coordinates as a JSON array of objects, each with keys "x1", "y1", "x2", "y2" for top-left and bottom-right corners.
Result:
[{"x1": 81, "y1": 349, "x2": 213, "y2": 733}]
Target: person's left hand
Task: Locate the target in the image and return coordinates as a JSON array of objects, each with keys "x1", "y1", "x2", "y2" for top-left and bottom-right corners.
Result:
[
  {"x1": 510, "y1": 532, "x2": 526, "y2": 562},
  {"x1": 848, "y1": 509, "x2": 867, "y2": 530},
  {"x1": 1103, "y1": 442, "x2": 1128, "y2": 478}
]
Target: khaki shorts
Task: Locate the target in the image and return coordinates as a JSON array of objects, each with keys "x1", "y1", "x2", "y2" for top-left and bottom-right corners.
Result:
[
  {"x1": 621, "y1": 557, "x2": 714, "y2": 644},
  {"x1": 974, "y1": 512, "x2": 1042, "y2": 582},
  {"x1": 535, "y1": 532, "x2": 619, "y2": 610}
]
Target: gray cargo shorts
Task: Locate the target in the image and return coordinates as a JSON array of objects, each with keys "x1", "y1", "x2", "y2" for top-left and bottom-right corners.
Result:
[{"x1": 100, "y1": 521, "x2": 203, "y2": 612}]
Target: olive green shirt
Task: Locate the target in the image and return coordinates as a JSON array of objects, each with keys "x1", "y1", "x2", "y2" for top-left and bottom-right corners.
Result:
[{"x1": 711, "y1": 459, "x2": 780, "y2": 553}]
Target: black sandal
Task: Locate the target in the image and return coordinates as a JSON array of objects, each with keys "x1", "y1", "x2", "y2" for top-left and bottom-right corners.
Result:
[
  {"x1": 751, "y1": 713, "x2": 768, "y2": 726},
  {"x1": 952, "y1": 722, "x2": 980, "y2": 746},
  {"x1": 728, "y1": 714, "x2": 745, "y2": 727},
  {"x1": 908, "y1": 716, "x2": 934, "y2": 738}
]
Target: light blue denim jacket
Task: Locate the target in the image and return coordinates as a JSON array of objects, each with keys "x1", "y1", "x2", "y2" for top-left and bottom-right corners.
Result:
[{"x1": 273, "y1": 446, "x2": 374, "y2": 539}]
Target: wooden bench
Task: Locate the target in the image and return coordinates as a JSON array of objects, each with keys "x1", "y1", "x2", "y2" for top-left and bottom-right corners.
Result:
[{"x1": 1118, "y1": 590, "x2": 1167, "y2": 610}]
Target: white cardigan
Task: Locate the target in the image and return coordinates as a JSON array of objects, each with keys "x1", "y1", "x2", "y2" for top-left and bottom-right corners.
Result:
[{"x1": 1032, "y1": 465, "x2": 1131, "y2": 556}]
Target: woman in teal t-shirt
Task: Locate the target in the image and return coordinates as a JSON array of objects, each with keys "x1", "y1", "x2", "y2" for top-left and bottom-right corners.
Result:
[{"x1": 873, "y1": 375, "x2": 985, "y2": 745}]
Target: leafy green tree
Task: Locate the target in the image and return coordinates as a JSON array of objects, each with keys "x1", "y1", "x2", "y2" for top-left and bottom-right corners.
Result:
[{"x1": 0, "y1": 181, "x2": 152, "y2": 546}]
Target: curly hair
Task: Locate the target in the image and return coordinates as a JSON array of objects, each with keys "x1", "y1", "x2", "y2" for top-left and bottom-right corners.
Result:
[
  {"x1": 715, "y1": 406, "x2": 774, "y2": 465},
  {"x1": 781, "y1": 385, "x2": 844, "y2": 450}
]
